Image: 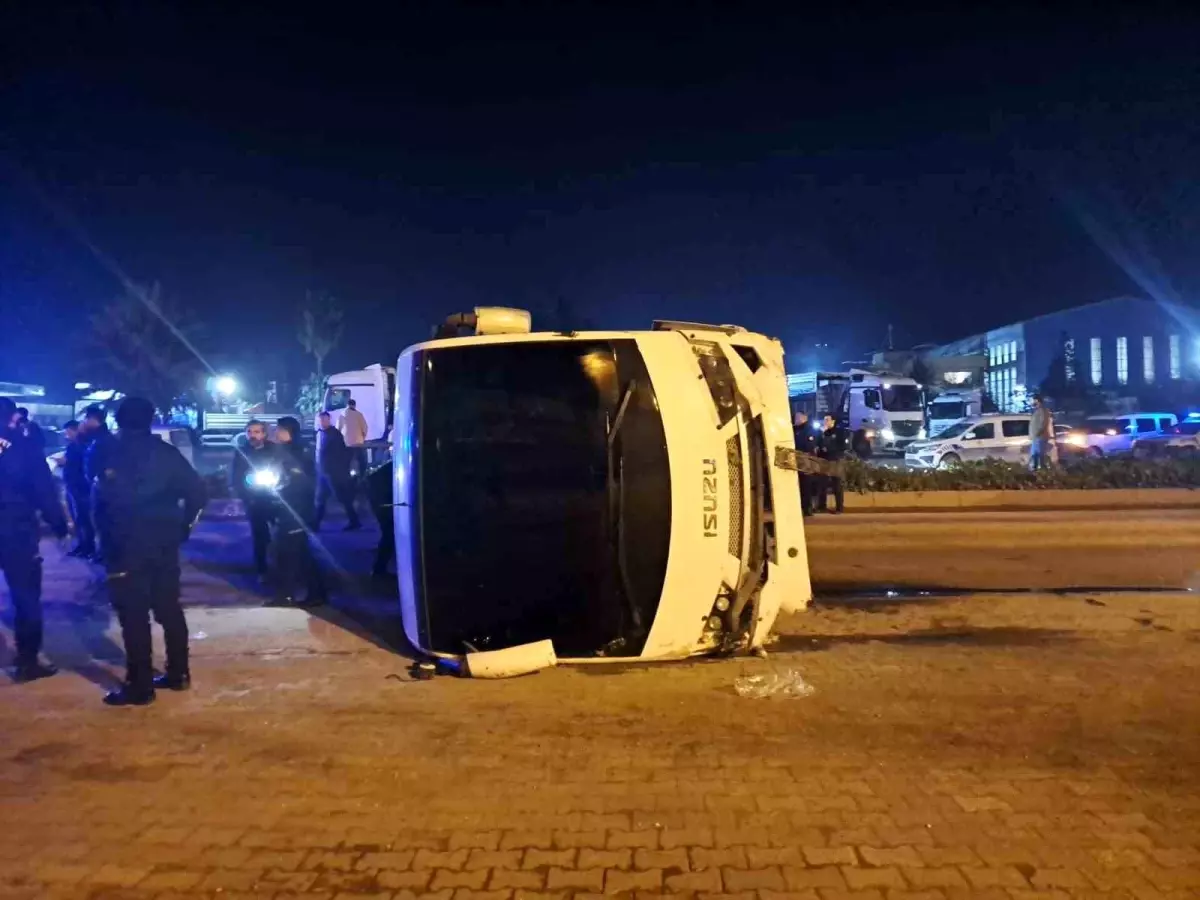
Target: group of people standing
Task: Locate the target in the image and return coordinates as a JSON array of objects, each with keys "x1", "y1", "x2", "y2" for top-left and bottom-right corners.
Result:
[
  {"x1": 0, "y1": 395, "x2": 205, "y2": 707},
  {"x1": 792, "y1": 411, "x2": 849, "y2": 516},
  {"x1": 229, "y1": 399, "x2": 393, "y2": 606},
  {"x1": 0, "y1": 393, "x2": 394, "y2": 707},
  {"x1": 60, "y1": 406, "x2": 118, "y2": 561}
]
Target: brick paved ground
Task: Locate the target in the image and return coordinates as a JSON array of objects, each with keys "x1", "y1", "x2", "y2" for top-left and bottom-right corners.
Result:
[
  {"x1": 4, "y1": 511, "x2": 1200, "y2": 899},
  {"x1": 4, "y1": 579, "x2": 1200, "y2": 899}
]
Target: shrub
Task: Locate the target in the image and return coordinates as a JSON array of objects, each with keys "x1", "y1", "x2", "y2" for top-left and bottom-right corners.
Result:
[{"x1": 841, "y1": 456, "x2": 1200, "y2": 493}]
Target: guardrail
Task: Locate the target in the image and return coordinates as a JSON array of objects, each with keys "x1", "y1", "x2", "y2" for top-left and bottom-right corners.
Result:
[{"x1": 200, "y1": 412, "x2": 317, "y2": 446}]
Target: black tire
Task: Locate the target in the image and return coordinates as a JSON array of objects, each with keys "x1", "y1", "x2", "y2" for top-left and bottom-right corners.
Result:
[{"x1": 938, "y1": 452, "x2": 961, "y2": 469}]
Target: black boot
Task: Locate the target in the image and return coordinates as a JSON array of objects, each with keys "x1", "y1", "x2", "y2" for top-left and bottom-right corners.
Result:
[
  {"x1": 153, "y1": 672, "x2": 191, "y2": 691},
  {"x1": 103, "y1": 684, "x2": 156, "y2": 707},
  {"x1": 9, "y1": 661, "x2": 57, "y2": 683}
]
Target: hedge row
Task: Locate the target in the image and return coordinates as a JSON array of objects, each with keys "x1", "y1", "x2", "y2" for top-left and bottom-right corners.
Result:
[
  {"x1": 204, "y1": 456, "x2": 1200, "y2": 500},
  {"x1": 842, "y1": 457, "x2": 1200, "y2": 493}
]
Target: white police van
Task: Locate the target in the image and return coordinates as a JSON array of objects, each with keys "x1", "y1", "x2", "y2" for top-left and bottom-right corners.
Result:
[{"x1": 904, "y1": 414, "x2": 1034, "y2": 469}]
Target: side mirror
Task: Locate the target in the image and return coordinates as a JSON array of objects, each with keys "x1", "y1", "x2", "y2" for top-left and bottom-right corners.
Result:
[{"x1": 961, "y1": 431, "x2": 974, "y2": 441}]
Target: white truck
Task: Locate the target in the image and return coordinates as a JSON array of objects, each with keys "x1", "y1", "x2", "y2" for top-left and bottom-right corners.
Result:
[
  {"x1": 322, "y1": 363, "x2": 395, "y2": 442},
  {"x1": 787, "y1": 369, "x2": 926, "y2": 456},
  {"x1": 388, "y1": 307, "x2": 811, "y2": 673},
  {"x1": 926, "y1": 388, "x2": 981, "y2": 439}
]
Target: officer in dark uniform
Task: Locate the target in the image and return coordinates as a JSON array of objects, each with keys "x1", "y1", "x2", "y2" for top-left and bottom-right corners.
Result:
[
  {"x1": 0, "y1": 397, "x2": 69, "y2": 682},
  {"x1": 83, "y1": 405, "x2": 116, "y2": 564},
  {"x1": 366, "y1": 458, "x2": 395, "y2": 577},
  {"x1": 269, "y1": 416, "x2": 327, "y2": 607},
  {"x1": 792, "y1": 410, "x2": 819, "y2": 517},
  {"x1": 63, "y1": 419, "x2": 96, "y2": 556},
  {"x1": 817, "y1": 414, "x2": 850, "y2": 514},
  {"x1": 15, "y1": 407, "x2": 46, "y2": 454},
  {"x1": 94, "y1": 397, "x2": 205, "y2": 706}
]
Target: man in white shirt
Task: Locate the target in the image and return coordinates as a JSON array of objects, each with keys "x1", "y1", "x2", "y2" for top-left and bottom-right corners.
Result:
[{"x1": 338, "y1": 398, "x2": 369, "y2": 478}]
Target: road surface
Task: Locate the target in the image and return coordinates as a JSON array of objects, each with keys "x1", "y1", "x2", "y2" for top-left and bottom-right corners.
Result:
[
  {"x1": 1, "y1": 508, "x2": 1199, "y2": 899},
  {"x1": 807, "y1": 508, "x2": 1200, "y2": 591}
]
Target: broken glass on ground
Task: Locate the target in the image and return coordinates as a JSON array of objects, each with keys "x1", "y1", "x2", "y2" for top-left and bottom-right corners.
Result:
[{"x1": 734, "y1": 668, "x2": 815, "y2": 699}]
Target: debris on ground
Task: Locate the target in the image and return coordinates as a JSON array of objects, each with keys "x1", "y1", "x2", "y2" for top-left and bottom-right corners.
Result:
[{"x1": 734, "y1": 668, "x2": 815, "y2": 699}]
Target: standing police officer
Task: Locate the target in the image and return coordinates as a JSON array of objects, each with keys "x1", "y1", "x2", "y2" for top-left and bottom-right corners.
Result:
[
  {"x1": 817, "y1": 414, "x2": 850, "y2": 514},
  {"x1": 94, "y1": 398, "x2": 205, "y2": 706},
  {"x1": 64, "y1": 418, "x2": 96, "y2": 557},
  {"x1": 366, "y1": 459, "x2": 395, "y2": 577},
  {"x1": 793, "y1": 410, "x2": 819, "y2": 517},
  {"x1": 270, "y1": 416, "x2": 327, "y2": 607},
  {"x1": 83, "y1": 405, "x2": 116, "y2": 564},
  {"x1": 0, "y1": 397, "x2": 68, "y2": 682}
]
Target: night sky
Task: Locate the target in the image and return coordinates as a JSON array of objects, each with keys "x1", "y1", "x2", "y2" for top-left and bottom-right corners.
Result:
[{"x1": 3, "y1": 3, "x2": 1199, "y2": 396}]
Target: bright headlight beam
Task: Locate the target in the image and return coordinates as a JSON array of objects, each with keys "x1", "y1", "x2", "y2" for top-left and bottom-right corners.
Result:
[{"x1": 250, "y1": 468, "x2": 280, "y2": 489}]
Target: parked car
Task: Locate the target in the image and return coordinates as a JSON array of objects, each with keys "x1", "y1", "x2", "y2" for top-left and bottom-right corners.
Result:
[
  {"x1": 905, "y1": 414, "x2": 1033, "y2": 469},
  {"x1": 1132, "y1": 418, "x2": 1200, "y2": 458},
  {"x1": 1062, "y1": 413, "x2": 1178, "y2": 457}
]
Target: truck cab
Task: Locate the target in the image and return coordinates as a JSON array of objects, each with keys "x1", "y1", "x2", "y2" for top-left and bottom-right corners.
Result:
[
  {"x1": 788, "y1": 370, "x2": 925, "y2": 455},
  {"x1": 926, "y1": 389, "x2": 981, "y2": 439},
  {"x1": 323, "y1": 364, "x2": 395, "y2": 442},
  {"x1": 391, "y1": 308, "x2": 810, "y2": 667}
]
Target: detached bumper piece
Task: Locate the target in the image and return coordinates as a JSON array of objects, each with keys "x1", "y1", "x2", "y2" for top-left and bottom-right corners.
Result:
[
  {"x1": 464, "y1": 640, "x2": 558, "y2": 679},
  {"x1": 773, "y1": 446, "x2": 845, "y2": 477}
]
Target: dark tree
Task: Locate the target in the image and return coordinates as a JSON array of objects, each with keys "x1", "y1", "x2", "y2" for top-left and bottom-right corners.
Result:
[
  {"x1": 297, "y1": 291, "x2": 344, "y2": 378},
  {"x1": 85, "y1": 281, "x2": 206, "y2": 416}
]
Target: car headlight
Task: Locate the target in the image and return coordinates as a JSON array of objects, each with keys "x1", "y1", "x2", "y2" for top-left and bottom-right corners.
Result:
[
  {"x1": 1066, "y1": 433, "x2": 1086, "y2": 447},
  {"x1": 881, "y1": 428, "x2": 895, "y2": 442}
]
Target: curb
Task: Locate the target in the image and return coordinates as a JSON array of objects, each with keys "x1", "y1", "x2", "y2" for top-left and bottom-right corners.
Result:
[{"x1": 843, "y1": 488, "x2": 1200, "y2": 512}]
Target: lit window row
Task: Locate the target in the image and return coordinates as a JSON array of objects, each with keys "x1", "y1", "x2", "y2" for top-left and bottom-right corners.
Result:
[
  {"x1": 988, "y1": 340, "x2": 1019, "y2": 366},
  {"x1": 1088, "y1": 335, "x2": 1185, "y2": 386}
]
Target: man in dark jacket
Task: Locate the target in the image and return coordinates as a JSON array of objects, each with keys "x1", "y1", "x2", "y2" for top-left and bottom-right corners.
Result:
[
  {"x1": 15, "y1": 407, "x2": 46, "y2": 454},
  {"x1": 0, "y1": 397, "x2": 69, "y2": 682},
  {"x1": 62, "y1": 420, "x2": 96, "y2": 557},
  {"x1": 82, "y1": 405, "x2": 116, "y2": 563},
  {"x1": 817, "y1": 414, "x2": 849, "y2": 514},
  {"x1": 270, "y1": 417, "x2": 327, "y2": 607},
  {"x1": 366, "y1": 459, "x2": 395, "y2": 577},
  {"x1": 315, "y1": 411, "x2": 362, "y2": 530},
  {"x1": 793, "y1": 411, "x2": 819, "y2": 517},
  {"x1": 229, "y1": 419, "x2": 280, "y2": 580},
  {"x1": 94, "y1": 397, "x2": 205, "y2": 706}
]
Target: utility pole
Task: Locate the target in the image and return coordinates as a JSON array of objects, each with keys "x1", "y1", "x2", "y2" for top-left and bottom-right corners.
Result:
[{"x1": 887, "y1": 324, "x2": 894, "y2": 351}]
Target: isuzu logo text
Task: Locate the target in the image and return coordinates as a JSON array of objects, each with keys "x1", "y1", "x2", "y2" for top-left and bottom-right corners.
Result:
[{"x1": 702, "y1": 458, "x2": 718, "y2": 536}]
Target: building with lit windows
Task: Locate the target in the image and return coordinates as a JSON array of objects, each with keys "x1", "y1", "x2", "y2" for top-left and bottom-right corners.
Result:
[{"x1": 922, "y1": 296, "x2": 1200, "y2": 413}]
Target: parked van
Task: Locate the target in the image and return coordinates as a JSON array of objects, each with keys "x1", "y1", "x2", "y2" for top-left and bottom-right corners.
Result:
[
  {"x1": 1062, "y1": 413, "x2": 1178, "y2": 457},
  {"x1": 904, "y1": 414, "x2": 1033, "y2": 469}
]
